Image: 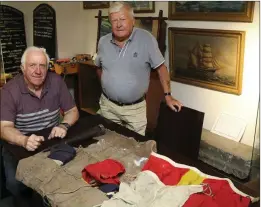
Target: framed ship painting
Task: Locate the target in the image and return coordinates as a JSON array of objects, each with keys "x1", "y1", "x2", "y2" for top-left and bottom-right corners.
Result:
[
  {"x1": 169, "y1": 1, "x2": 254, "y2": 22},
  {"x1": 168, "y1": 28, "x2": 245, "y2": 95}
]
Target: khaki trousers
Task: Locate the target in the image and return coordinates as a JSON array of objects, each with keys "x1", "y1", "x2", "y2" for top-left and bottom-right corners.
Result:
[{"x1": 98, "y1": 94, "x2": 147, "y2": 135}]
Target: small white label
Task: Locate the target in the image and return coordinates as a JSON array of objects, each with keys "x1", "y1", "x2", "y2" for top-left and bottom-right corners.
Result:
[{"x1": 211, "y1": 113, "x2": 247, "y2": 142}]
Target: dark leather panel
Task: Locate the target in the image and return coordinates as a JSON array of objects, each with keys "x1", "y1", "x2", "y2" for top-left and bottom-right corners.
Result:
[{"x1": 155, "y1": 102, "x2": 204, "y2": 160}]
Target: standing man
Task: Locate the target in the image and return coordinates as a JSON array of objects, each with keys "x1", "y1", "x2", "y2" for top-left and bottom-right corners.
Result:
[
  {"x1": 95, "y1": 2, "x2": 183, "y2": 135},
  {"x1": 0, "y1": 46, "x2": 79, "y2": 206}
]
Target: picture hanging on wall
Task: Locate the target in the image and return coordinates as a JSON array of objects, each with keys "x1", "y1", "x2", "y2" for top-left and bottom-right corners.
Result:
[
  {"x1": 169, "y1": 1, "x2": 254, "y2": 22},
  {"x1": 127, "y1": 1, "x2": 155, "y2": 13},
  {"x1": 83, "y1": 1, "x2": 109, "y2": 9},
  {"x1": 168, "y1": 27, "x2": 245, "y2": 95}
]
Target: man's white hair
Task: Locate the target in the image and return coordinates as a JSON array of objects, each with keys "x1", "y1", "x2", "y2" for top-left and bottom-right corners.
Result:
[
  {"x1": 21, "y1": 46, "x2": 50, "y2": 67},
  {"x1": 109, "y1": 2, "x2": 134, "y2": 18}
]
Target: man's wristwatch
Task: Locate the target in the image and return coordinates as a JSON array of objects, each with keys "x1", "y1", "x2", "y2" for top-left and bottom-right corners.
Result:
[
  {"x1": 164, "y1": 92, "x2": 172, "y2": 97},
  {"x1": 60, "y1": 122, "x2": 71, "y2": 130}
]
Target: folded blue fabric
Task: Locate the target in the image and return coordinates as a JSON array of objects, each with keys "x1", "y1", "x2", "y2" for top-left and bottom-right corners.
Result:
[
  {"x1": 47, "y1": 143, "x2": 76, "y2": 165},
  {"x1": 99, "y1": 184, "x2": 119, "y2": 198}
]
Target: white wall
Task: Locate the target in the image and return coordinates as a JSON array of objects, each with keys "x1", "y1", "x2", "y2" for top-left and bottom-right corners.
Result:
[{"x1": 3, "y1": 1, "x2": 259, "y2": 146}]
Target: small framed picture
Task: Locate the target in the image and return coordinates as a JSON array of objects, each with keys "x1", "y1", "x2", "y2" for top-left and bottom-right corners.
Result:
[
  {"x1": 128, "y1": 1, "x2": 155, "y2": 13},
  {"x1": 83, "y1": 1, "x2": 110, "y2": 10},
  {"x1": 169, "y1": 1, "x2": 254, "y2": 22}
]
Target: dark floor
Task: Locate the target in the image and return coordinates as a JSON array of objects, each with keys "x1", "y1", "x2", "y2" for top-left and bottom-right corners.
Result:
[{"x1": 0, "y1": 190, "x2": 46, "y2": 207}]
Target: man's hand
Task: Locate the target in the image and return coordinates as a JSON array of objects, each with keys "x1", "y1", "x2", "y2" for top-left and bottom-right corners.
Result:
[
  {"x1": 48, "y1": 125, "x2": 67, "y2": 139},
  {"x1": 25, "y1": 134, "x2": 44, "y2": 151},
  {"x1": 165, "y1": 96, "x2": 183, "y2": 112}
]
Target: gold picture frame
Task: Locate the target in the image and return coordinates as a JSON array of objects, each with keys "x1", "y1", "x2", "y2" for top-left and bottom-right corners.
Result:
[
  {"x1": 128, "y1": 1, "x2": 155, "y2": 13},
  {"x1": 169, "y1": 1, "x2": 254, "y2": 22},
  {"x1": 168, "y1": 28, "x2": 245, "y2": 95},
  {"x1": 83, "y1": 1, "x2": 109, "y2": 9}
]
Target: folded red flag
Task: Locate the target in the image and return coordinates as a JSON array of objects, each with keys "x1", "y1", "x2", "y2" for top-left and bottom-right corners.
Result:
[{"x1": 82, "y1": 159, "x2": 125, "y2": 185}]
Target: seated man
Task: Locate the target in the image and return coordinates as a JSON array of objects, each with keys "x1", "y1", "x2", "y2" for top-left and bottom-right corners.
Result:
[{"x1": 0, "y1": 46, "x2": 79, "y2": 206}]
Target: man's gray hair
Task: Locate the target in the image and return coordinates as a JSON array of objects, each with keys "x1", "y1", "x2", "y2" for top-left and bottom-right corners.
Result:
[
  {"x1": 21, "y1": 46, "x2": 50, "y2": 67},
  {"x1": 109, "y1": 2, "x2": 134, "y2": 18}
]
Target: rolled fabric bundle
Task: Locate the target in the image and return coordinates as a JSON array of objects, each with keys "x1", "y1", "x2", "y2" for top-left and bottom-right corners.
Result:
[
  {"x1": 47, "y1": 143, "x2": 76, "y2": 165},
  {"x1": 42, "y1": 124, "x2": 106, "y2": 152}
]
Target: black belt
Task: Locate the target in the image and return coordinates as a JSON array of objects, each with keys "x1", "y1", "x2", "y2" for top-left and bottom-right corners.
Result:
[{"x1": 102, "y1": 92, "x2": 145, "y2": 106}]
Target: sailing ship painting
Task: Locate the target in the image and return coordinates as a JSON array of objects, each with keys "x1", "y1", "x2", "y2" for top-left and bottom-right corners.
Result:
[
  {"x1": 174, "y1": 38, "x2": 239, "y2": 86},
  {"x1": 169, "y1": 28, "x2": 245, "y2": 95},
  {"x1": 175, "y1": 40, "x2": 235, "y2": 86},
  {"x1": 187, "y1": 43, "x2": 220, "y2": 74}
]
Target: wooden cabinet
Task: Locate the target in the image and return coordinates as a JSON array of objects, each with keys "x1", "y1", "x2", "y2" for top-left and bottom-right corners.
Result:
[{"x1": 78, "y1": 61, "x2": 164, "y2": 134}]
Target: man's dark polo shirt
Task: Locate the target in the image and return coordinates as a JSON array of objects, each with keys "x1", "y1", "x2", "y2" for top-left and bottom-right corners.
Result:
[{"x1": 0, "y1": 72, "x2": 75, "y2": 134}]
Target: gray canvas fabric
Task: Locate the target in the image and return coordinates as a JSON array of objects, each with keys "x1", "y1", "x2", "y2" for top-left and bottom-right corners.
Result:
[
  {"x1": 95, "y1": 170, "x2": 204, "y2": 207},
  {"x1": 95, "y1": 28, "x2": 165, "y2": 103},
  {"x1": 16, "y1": 129, "x2": 157, "y2": 206}
]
